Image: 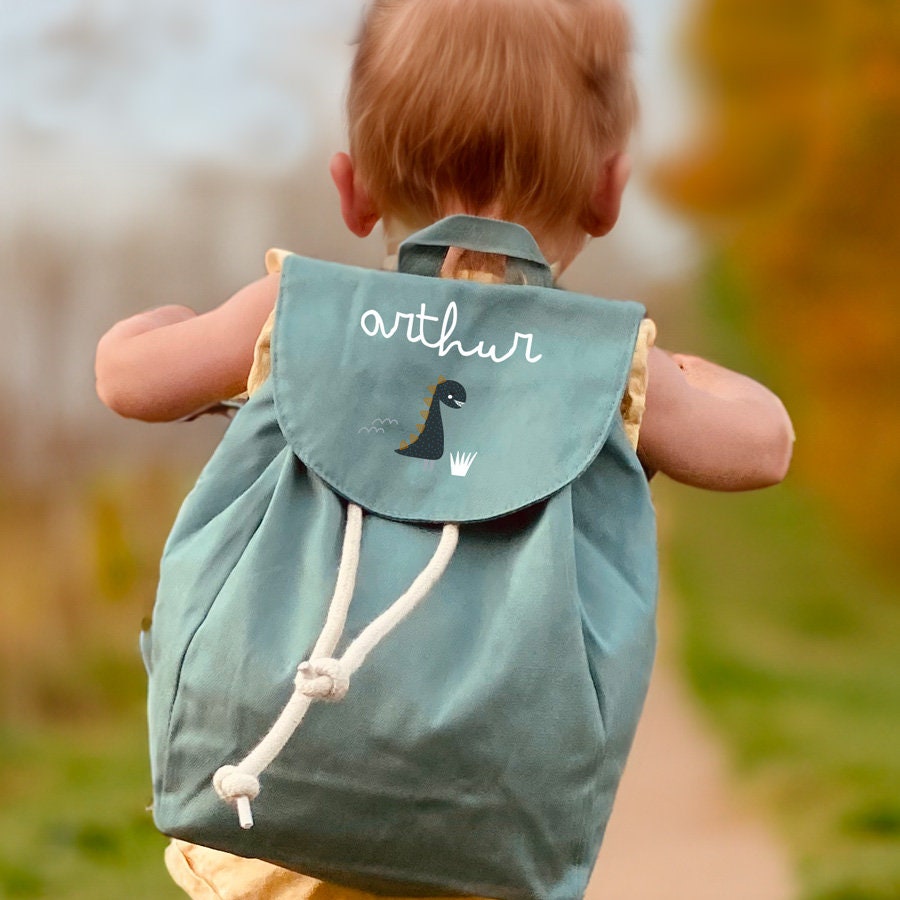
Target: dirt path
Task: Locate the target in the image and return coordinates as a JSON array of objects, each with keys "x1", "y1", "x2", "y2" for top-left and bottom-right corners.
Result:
[{"x1": 584, "y1": 594, "x2": 796, "y2": 900}]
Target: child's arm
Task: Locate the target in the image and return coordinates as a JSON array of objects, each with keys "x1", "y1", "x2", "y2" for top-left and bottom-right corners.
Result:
[
  {"x1": 95, "y1": 273, "x2": 280, "y2": 421},
  {"x1": 638, "y1": 348, "x2": 794, "y2": 491}
]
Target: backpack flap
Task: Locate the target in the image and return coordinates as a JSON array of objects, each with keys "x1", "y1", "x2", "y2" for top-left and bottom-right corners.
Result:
[{"x1": 272, "y1": 231, "x2": 645, "y2": 524}]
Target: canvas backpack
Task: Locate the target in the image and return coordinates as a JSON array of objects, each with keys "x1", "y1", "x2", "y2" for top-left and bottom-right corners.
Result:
[{"x1": 143, "y1": 215, "x2": 658, "y2": 900}]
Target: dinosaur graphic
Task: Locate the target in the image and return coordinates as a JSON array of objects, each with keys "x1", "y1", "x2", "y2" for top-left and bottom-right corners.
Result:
[{"x1": 396, "y1": 376, "x2": 467, "y2": 461}]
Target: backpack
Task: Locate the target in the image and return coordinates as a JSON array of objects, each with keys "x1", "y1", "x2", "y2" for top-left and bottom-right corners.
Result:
[{"x1": 143, "y1": 215, "x2": 658, "y2": 900}]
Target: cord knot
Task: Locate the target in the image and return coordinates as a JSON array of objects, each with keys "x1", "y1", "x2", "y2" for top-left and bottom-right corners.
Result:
[
  {"x1": 213, "y1": 766, "x2": 259, "y2": 829},
  {"x1": 213, "y1": 765, "x2": 260, "y2": 803},
  {"x1": 295, "y1": 657, "x2": 350, "y2": 701}
]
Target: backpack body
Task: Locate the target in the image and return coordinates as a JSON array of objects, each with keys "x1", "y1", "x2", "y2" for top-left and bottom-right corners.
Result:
[{"x1": 145, "y1": 217, "x2": 658, "y2": 900}]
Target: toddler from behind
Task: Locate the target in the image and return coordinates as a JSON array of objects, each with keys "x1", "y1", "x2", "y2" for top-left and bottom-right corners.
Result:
[{"x1": 96, "y1": 1, "x2": 792, "y2": 897}]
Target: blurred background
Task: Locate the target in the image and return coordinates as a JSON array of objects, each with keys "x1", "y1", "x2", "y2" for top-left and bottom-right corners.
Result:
[{"x1": 2, "y1": 1, "x2": 898, "y2": 898}]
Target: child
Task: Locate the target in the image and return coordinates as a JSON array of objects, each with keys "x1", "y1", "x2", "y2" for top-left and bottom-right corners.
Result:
[{"x1": 96, "y1": 0, "x2": 793, "y2": 897}]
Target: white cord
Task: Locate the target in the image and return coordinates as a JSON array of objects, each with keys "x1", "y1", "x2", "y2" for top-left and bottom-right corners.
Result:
[{"x1": 213, "y1": 508, "x2": 459, "y2": 829}]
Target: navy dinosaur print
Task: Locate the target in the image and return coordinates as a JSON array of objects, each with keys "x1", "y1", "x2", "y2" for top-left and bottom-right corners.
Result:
[{"x1": 396, "y1": 376, "x2": 467, "y2": 461}]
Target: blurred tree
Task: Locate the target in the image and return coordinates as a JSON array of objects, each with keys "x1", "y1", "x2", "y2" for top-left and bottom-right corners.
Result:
[{"x1": 655, "y1": 0, "x2": 900, "y2": 562}]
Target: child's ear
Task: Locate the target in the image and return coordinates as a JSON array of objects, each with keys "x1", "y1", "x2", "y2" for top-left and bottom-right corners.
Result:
[
  {"x1": 330, "y1": 152, "x2": 380, "y2": 237},
  {"x1": 583, "y1": 153, "x2": 631, "y2": 238}
]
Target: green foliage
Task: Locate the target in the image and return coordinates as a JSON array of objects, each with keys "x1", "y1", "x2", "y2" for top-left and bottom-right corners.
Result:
[
  {"x1": 664, "y1": 468, "x2": 900, "y2": 899},
  {"x1": 663, "y1": 245, "x2": 900, "y2": 897},
  {"x1": 0, "y1": 469, "x2": 186, "y2": 722},
  {"x1": 0, "y1": 468, "x2": 189, "y2": 896},
  {"x1": 91, "y1": 485, "x2": 142, "y2": 603},
  {"x1": 0, "y1": 718, "x2": 180, "y2": 899},
  {"x1": 669, "y1": 478, "x2": 900, "y2": 900}
]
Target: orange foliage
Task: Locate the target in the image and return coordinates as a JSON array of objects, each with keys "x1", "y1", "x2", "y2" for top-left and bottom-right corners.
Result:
[{"x1": 655, "y1": 0, "x2": 900, "y2": 555}]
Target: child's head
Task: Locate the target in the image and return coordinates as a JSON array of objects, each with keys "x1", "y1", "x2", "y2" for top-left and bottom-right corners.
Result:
[{"x1": 332, "y1": 0, "x2": 637, "y2": 266}]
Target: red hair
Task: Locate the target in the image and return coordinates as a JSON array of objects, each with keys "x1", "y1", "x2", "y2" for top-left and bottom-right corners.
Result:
[{"x1": 348, "y1": 0, "x2": 637, "y2": 243}]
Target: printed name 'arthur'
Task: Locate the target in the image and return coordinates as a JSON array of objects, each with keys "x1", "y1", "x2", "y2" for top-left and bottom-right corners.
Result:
[{"x1": 360, "y1": 301, "x2": 542, "y2": 365}]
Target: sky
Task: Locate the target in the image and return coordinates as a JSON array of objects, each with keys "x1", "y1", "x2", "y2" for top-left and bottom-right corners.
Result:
[
  {"x1": 0, "y1": 0, "x2": 689, "y2": 165},
  {"x1": 0, "y1": 0, "x2": 694, "y2": 269},
  {"x1": 1, "y1": 1, "x2": 371, "y2": 172}
]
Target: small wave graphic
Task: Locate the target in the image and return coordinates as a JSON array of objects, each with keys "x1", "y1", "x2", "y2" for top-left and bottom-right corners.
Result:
[
  {"x1": 372, "y1": 418, "x2": 399, "y2": 426},
  {"x1": 358, "y1": 426, "x2": 385, "y2": 434}
]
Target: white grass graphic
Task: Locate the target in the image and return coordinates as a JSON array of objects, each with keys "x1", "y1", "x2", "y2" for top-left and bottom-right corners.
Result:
[{"x1": 449, "y1": 451, "x2": 477, "y2": 477}]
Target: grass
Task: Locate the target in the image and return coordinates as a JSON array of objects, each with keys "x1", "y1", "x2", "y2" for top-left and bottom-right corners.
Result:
[
  {"x1": 662, "y1": 257, "x2": 900, "y2": 899},
  {"x1": 0, "y1": 715, "x2": 180, "y2": 899},
  {"x1": 0, "y1": 469, "x2": 188, "y2": 898},
  {"x1": 665, "y1": 481, "x2": 900, "y2": 899}
]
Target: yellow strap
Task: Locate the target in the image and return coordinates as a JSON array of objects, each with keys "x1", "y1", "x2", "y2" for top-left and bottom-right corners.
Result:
[
  {"x1": 247, "y1": 309, "x2": 276, "y2": 397},
  {"x1": 265, "y1": 248, "x2": 292, "y2": 276},
  {"x1": 247, "y1": 249, "x2": 292, "y2": 395},
  {"x1": 621, "y1": 318, "x2": 657, "y2": 450}
]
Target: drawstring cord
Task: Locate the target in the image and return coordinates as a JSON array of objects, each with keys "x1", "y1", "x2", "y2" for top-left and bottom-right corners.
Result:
[{"x1": 213, "y1": 503, "x2": 459, "y2": 829}]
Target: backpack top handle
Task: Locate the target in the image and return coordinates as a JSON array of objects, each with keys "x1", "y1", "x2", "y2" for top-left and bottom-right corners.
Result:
[{"x1": 398, "y1": 215, "x2": 555, "y2": 288}]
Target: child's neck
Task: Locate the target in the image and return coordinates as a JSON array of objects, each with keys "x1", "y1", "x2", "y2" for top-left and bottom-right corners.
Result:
[{"x1": 382, "y1": 216, "x2": 422, "y2": 270}]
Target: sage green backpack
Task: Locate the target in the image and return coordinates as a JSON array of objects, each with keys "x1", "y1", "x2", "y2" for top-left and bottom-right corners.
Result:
[{"x1": 144, "y1": 216, "x2": 658, "y2": 899}]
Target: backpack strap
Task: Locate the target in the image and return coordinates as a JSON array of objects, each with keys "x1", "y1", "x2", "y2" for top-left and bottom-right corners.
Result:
[
  {"x1": 213, "y1": 507, "x2": 460, "y2": 829},
  {"x1": 398, "y1": 215, "x2": 555, "y2": 287}
]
